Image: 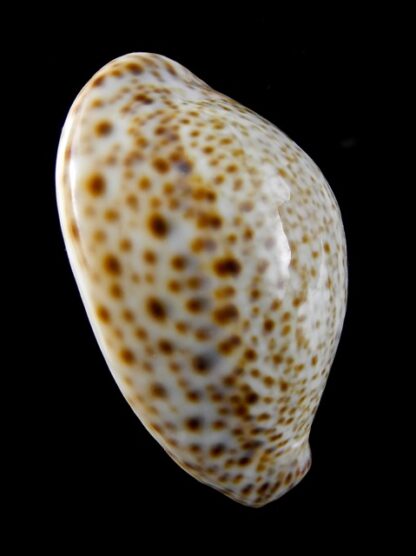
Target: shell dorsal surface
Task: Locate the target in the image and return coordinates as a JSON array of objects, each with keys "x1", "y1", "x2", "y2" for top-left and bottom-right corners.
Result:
[{"x1": 56, "y1": 53, "x2": 347, "y2": 507}]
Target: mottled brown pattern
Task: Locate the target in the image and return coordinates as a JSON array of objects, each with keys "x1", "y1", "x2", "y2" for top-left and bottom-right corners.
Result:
[{"x1": 56, "y1": 52, "x2": 347, "y2": 508}]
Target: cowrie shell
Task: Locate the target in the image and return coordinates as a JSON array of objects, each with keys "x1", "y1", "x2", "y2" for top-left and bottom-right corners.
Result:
[{"x1": 56, "y1": 53, "x2": 347, "y2": 507}]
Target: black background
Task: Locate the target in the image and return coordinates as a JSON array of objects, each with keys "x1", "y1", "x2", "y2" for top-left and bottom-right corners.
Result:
[{"x1": 16, "y1": 11, "x2": 406, "y2": 549}]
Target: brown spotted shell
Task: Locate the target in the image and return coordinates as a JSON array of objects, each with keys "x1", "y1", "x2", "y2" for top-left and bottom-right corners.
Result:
[{"x1": 56, "y1": 53, "x2": 347, "y2": 507}]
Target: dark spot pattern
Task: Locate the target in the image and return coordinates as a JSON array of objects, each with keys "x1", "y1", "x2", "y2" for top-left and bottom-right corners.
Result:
[{"x1": 57, "y1": 52, "x2": 347, "y2": 509}]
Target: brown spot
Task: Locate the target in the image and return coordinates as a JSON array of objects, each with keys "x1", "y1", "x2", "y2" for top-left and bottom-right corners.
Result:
[
  {"x1": 152, "y1": 158, "x2": 170, "y2": 174},
  {"x1": 150, "y1": 197, "x2": 162, "y2": 209},
  {"x1": 164, "y1": 62, "x2": 177, "y2": 76},
  {"x1": 150, "y1": 422, "x2": 162, "y2": 434},
  {"x1": 69, "y1": 220, "x2": 79, "y2": 241},
  {"x1": 245, "y1": 348, "x2": 257, "y2": 361},
  {"x1": 271, "y1": 299, "x2": 282, "y2": 311},
  {"x1": 148, "y1": 213, "x2": 169, "y2": 238},
  {"x1": 213, "y1": 257, "x2": 241, "y2": 277},
  {"x1": 212, "y1": 304, "x2": 239, "y2": 325},
  {"x1": 122, "y1": 309, "x2": 134, "y2": 322},
  {"x1": 264, "y1": 376, "x2": 274, "y2": 387},
  {"x1": 192, "y1": 352, "x2": 215, "y2": 374},
  {"x1": 187, "y1": 390, "x2": 201, "y2": 403},
  {"x1": 146, "y1": 297, "x2": 167, "y2": 321},
  {"x1": 220, "y1": 137, "x2": 232, "y2": 145},
  {"x1": 282, "y1": 311, "x2": 291, "y2": 322},
  {"x1": 197, "y1": 212, "x2": 222, "y2": 229},
  {"x1": 158, "y1": 339, "x2": 174, "y2": 354},
  {"x1": 93, "y1": 229, "x2": 106, "y2": 243},
  {"x1": 126, "y1": 194, "x2": 139, "y2": 210},
  {"x1": 169, "y1": 150, "x2": 182, "y2": 163},
  {"x1": 169, "y1": 361, "x2": 181, "y2": 373},
  {"x1": 226, "y1": 164, "x2": 238, "y2": 173},
  {"x1": 163, "y1": 182, "x2": 174, "y2": 196},
  {"x1": 120, "y1": 348, "x2": 135, "y2": 364},
  {"x1": 191, "y1": 237, "x2": 217, "y2": 252},
  {"x1": 264, "y1": 320, "x2": 277, "y2": 335},
  {"x1": 135, "y1": 93, "x2": 153, "y2": 104},
  {"x1": 96, "y1": 305, "x2": 110, "y2": 323},
  {"x1": 258, "y1": 482, "x2": 270, "y2": 495},
  {"x1": 246, "y1": 392, "x2": 259, "y2": 404},
  {"x1": 258, "y1": 413, "x2": 270, "y2": 422},
  {"x1": 273, "y1": 353, "x2": 283, "y2": 365},
  {"x1": 187, "y1": 276, "x2": 203, "y2": 289},
  {"x1": 240, "y1": 201, "x2": 254, "y2": 212},
  {"x1": 324, "y1": 242, "x2": 331, "y2": 253},
  {"x1": 92, "y1": 75, "x2": 105, "y2": 87},
  {"x1": 104, "y1": 209, "x2": 119, "y2": 222},
  {"x1": 210, "y1": 444, "x2": 225, "y2": 457},
  {"x1": 284, "y1": 472, "x2": 293, "y2": 485},
  {"x1": 120, "y1": 238, "x2": 132, "y2": 251},
  {"x1": 150, "y1": 382, "x2": 168, "y2": 398},
  {"x1": 244, "y1": 228, "x2": 254, "y2": 241},
  {"x1": 214, "y1": 286, "x2": 235, "y2": 299},
  {"x1": 212, "y1": 420, "x2": 225, "y2": 431},
  {"x1": 168, "y1": 280, "x2": 182, "y2": 293},
  {"x1": 185, "y1": 417, "x2": 203, "y2": 432},
  {"x1": 126, "y1": 62, "x2": 143, "y2": 74},
  {"x1": 234, "y1": 403, "x2": 248, "y2": 417},
  {"x1": 311, "y1": 355, "x2": 318, "y2": 366},
  {"x1": 292, "y1": 296, "x2": 304, "y2": 307},
  {"x1": 223, "y1": 374, "x2": 236, "y2": 388},
  {"x1": 281, "y1": 324, "x2": 291, "y2": 336},
  {"x1": 279, "y1": 380, "x2": 289, "y2": 392},
  {"x1": 238, "y1": 456, "x2": 251, "y2": 466},
  {"x1": 138, "y1": 176, "x2": 151, "y2": 190},
  {"x1": 135, "y1": 327, "x2": 148, "y2": 340},
  {"x1": 103, "y1": 254, "x2": 122, "y2": 275},
  {"x1": 86, "y1": 173, "x2": 106, "y2": 196},
  {"x1": 192, "y1": 187, "x2": 216, "y2": 202},
  {"x1": 155, "y1": 125, "x2": 166, "y2": 136},
  {"x1": 171, "y1": 255, "x2": 188, "y2": 271},
  {"x1": 143, "y1": 361, "x2": 153, "y2": 373},
  {"x1": 143, "y1": 250, "x2": 157, "y2": 264},
  {"x1": 186, "y1": 297, "x2": 209, "y2": 313},
  {"x1": 109, "y1": 283, "x2": 123, "y2": 299},
  {"x1": 95, "y1": 120, "x2": 113, "y2": 136},
  {"x1": 218, "y1": 335, "x2": 241, "y2": 355},
  {"x1": 91, "y1": 99, "x2": 104, "y2": 110},
  {"x1": 168, "y1": 198, "x2": 180, "y2": 210}
]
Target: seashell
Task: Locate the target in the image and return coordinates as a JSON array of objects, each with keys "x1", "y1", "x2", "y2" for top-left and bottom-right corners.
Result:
[{"x1": 56, "y1": 53, "x2": 347, "y2": 507}]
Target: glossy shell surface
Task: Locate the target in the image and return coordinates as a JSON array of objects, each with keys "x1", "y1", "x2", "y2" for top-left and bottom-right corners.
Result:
[{"x1": 56, "y1": 53, "x2": 347, "y2": 507}]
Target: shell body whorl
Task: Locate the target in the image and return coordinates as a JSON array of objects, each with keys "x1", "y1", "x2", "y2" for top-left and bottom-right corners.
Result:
[{"x1": 56, "y1": 53, "x2": 347, "y2": 507}]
